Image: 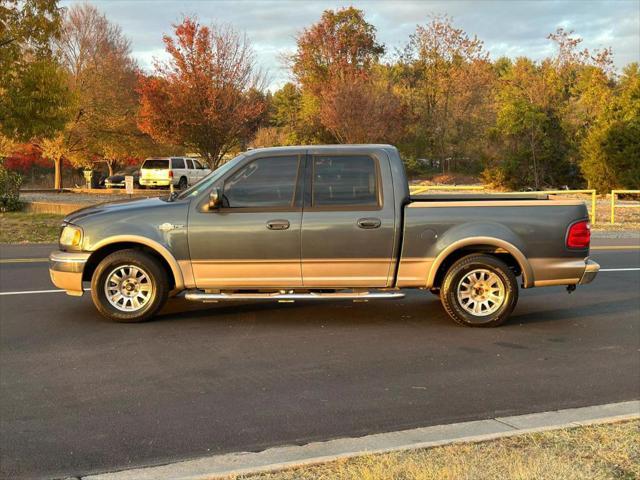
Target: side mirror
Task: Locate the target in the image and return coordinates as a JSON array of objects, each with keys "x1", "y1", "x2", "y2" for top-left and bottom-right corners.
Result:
[{"x1": 208, "y1": 188, "x2": 222, "y2": 210}]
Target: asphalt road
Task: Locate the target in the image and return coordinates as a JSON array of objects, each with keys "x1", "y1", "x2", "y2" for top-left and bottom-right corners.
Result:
[{"x1": 1, "y1": 241, "x2": 639, "y2": 479}]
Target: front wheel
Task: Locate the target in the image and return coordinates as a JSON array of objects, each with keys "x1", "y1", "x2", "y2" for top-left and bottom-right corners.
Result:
[
  {"x1": 440, "y1": 254, "x2": 518, "y2": 327},
  {"x1": 90, "y1": 249, "x2": 169, "y2": 323}
]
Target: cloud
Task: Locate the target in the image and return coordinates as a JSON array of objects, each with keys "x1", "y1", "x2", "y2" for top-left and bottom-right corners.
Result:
[{"x1": 62, "y1": 0, "x2": 640, "y2": 89}]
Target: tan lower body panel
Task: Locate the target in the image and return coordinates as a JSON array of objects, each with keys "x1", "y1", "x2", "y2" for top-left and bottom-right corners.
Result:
[
  {"x1": 530, "y1": 257, "x2": 587, "y2": 286},
  {"x1": 395, "y1": 258, "x2": 434, "y2": 287},
  {"x1": 49, "y1": 269, "x2": 84, "y2": 296},
  {"x1": 190, "y1": 258, "x2": 394, "y2": 289},
  {"x1": 301, "y1": 258, "x2": 391, "y2": 287},
  {"x1": 191, "y1": 259, "x2": 303, "y2": 288}
]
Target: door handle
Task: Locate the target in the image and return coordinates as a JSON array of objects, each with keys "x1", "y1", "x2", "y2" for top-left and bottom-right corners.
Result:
[
  {"x1": 357, "y1": 217, "x2": 381, "y2": 229},
  {"x1": 267, "y1": 219, "x2": 290, "y2": 230}
]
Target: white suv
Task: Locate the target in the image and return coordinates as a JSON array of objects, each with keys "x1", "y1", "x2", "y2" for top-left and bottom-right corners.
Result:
[{"x1": 139, "y1": 157, "x2": 211, "y2": 189}]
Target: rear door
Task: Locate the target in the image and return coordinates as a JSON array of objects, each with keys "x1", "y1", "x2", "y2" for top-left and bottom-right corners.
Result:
[{"x1": 301, "y1": 150, "x2": 397, "y2": 288}]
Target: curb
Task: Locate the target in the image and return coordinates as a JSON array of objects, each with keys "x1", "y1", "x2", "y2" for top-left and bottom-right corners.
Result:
[{"x1": 83, "y1": 400, "x2": 639, "y2": 480}]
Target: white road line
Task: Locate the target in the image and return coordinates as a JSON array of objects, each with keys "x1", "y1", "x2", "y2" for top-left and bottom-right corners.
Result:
[
  {"x1": 599, "y1": 268, "x2": 640, "y2": 272},
  {"x1": 0, "y1": 288, "x2": 91, "y2": 296}
]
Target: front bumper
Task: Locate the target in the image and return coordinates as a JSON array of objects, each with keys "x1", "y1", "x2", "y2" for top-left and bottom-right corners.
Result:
[
  {"x1": 49, "y1": 250, "x2": 91, "y2": 296},
  {"x1": 578, "y1": 258, "x2": 600, "y2": 285}
]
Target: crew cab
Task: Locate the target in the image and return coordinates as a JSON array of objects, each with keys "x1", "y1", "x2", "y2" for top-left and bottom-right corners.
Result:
[
  {"x1": 49, "y1": 145, "x2": 599, "y2": 327},
  {"x1": 139, "y1": 156, "x2": 210, "y2": 189}
]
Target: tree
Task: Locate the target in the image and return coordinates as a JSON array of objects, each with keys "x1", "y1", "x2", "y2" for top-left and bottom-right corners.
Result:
[
  {"x1": 138, "y1": 17, "x2": 265, "y2": 168},
  {"x1": 0, "y1": 0, "x2": 71, "y2": 153},
  {"x1": 54, "y1": 3, "x2": 149, "y2": 182},
  {"x1": 581, "y1": 63, "x2": 640, "y2": 192},
  {"x1": 394, "y1": 16, "x2": 495, "y2": 168},
  {"x1": 291, "y1": 7, "x2": 384, "y2": 96},
  {"x1": 488, "y1": 58, "x2": 572, "y2": 190},
  {"x1": 320, "y1": 74, "x2": 405, "y2": 143}
]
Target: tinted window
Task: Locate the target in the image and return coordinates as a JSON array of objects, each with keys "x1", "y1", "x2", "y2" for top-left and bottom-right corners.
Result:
[
  {"x1": 193, "y1": 160, "x2": 204, "y2": 169},
  {"x1": 142, "y1": 159, "x2": 169, "y2": 169},
  {"x1": 224, "y1": 156, "x2": 299, "y2": 208},
  {"x1": 172, "y1": 158, "x2": 185, "y2": 169},
  {"x1": 312, "y1": 156, "x2": 378, "y2": 206},
  {"x1": 185, "y1": 159, "x2": 194, "y2": 169}
]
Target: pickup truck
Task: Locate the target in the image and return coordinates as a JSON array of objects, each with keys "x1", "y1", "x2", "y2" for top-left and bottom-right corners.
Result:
[{"x1": 49, "y1": 145, "x2": 599, "y2": 327}]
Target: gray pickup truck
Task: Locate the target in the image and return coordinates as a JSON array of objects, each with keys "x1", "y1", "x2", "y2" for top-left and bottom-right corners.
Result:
[{"x1": 49, "y1": 145, "x2": 599, "y2": 327}]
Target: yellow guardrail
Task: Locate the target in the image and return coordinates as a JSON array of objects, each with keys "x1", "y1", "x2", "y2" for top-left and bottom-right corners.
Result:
[
  {"x1": 409, "y1": 185, "x2": 485, "y2": 194},
  {"x1": 610, "y1": 190, "x2": 640, "y2": 224},
  {"x1": 410, "y1": 186, "x2": 597, "y2": 224},
  {"x1": 527, "y1": 190, "x2": 597, "y2": 225}
]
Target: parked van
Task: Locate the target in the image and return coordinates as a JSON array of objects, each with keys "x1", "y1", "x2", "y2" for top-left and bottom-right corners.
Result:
[{"x1": 139, "y1": 157, "x2": 210, "y2": 189}]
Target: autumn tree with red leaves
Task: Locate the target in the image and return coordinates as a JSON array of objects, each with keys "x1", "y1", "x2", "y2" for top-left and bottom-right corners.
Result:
[
  {"x1": 288, "y1": 7, "x2": 404, "y2": 145},
  {"x1": 138, "y1": 18, "x2": 265, "y2": 168}
]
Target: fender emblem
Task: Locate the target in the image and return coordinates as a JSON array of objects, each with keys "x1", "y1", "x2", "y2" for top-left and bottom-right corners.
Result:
[{"x1": 158, "y1": 223, "x2": 184, "y2": 232}]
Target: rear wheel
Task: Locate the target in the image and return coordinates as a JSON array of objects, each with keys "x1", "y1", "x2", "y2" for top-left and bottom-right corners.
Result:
[
  {"x1": 178, "y1": 177, "x2": 188, "y2": 190},
  {"x1": 90, "y1": 249, "x2": 169, "y2": 323},
  {"x1": 440, "y1": 254, "x2": 518, "y2": 327}
]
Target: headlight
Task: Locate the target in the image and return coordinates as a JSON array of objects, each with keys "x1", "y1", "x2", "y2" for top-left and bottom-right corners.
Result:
[{"x1": 59, "y1": 224, "x2": 83, "y2": 249}]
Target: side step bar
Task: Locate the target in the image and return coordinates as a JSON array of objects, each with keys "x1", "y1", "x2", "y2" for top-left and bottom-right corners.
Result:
[{"x1": 184, "y1": 291, "x2": 405, "y2": 303}]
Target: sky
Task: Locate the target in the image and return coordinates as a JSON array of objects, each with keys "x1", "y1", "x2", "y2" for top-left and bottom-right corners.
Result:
[{"x1": 61, "y1": 0, "x2": 640, "y2": 90}]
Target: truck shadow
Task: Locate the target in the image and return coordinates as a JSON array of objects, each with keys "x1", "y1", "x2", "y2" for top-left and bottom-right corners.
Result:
[{"x1": 151, "y1": 292, "x2": 640, "y2": 328}]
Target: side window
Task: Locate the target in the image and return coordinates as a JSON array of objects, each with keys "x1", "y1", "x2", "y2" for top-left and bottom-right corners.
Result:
[
  {"x1": 193, "y1": 160, "x2": 204, "y2": 169},
  {"x1": 312, "y1": 155, "x2": 378, "y2": 207},
  {"x1": 185, "y1": 159, "x2": 194, "y2": 169},
  {"x1": 172, "y1": 158, "x2": 185, "y2": 169},
  {"x1": 223, "y1": 156, "x2": 300, "y2": 208}
]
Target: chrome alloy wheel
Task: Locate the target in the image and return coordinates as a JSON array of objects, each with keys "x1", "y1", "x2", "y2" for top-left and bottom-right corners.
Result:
[
  {"x1": 104, "y1": 264, "x2": 154, "y2": 312},
  {"x1": 456, "y1": 268, "x2": 505, "y2": 316}
]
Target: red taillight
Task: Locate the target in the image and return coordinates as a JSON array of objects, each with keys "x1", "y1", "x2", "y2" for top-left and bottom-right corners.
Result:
[
  {"x1": 567, "y1": 220, "x2": 591, "y2": 249},
  {"x1": 168, "y1": 170, "x2": 173, "y2": 178}
]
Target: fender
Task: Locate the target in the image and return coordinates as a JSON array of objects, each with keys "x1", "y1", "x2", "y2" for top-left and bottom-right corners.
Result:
[
  {"x1": 90, "y1": 235, "x2": 185, "y2": 290},
  {"x1": 427, "y1": 235, "x2": 534, "y2": 288}
]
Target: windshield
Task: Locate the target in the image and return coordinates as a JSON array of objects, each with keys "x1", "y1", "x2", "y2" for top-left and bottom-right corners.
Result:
[
  {"x1": 142, "y1": 159, "x2": 169, "y2": 169},
  {"x1": 115, "y1": 167, "x2": 138, "y2": 175},
  {"x1": 176, "y1": 153, "x2": 246, "y2": 200}
]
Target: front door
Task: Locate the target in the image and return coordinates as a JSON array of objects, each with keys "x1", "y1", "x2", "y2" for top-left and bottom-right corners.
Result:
[
  {"x1": 188, "y1": 154, "x2": 304, "y2": 288},
  {"x1": 301, "y1": 152, "x2": 397, "y2": 288}
]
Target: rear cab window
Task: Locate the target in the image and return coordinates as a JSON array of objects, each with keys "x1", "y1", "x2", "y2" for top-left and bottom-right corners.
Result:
[
  {"x1": 142, "y1": 159, "x2": 169, "y2": 169},
  {"x1": 311, "y1": 155, "x2": 379, "y2": 207},
  {"x1": 171, "y1": 158, "x2": 185, "y2": 169}
]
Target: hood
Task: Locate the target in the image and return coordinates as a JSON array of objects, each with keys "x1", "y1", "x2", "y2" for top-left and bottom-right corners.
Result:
[{"x1": 64, "y1": 196, "x2": 170, "y2": 224}]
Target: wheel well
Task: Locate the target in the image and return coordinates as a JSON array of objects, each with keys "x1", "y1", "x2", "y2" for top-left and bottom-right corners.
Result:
[
  {"x1": 431, "y1": 245, "x2": 522, "y2": 289},
  {"x1": 82, "y1": 242, "x2": 176, "y2": 289}
]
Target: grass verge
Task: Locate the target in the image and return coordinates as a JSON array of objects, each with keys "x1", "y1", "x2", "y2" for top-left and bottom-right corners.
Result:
[
  {"x1": 0, "y1": 212, "x2": 64, "y2": 243},
  {"x1": 236, "y1": 420, "x2": 639, "y2": 480}
]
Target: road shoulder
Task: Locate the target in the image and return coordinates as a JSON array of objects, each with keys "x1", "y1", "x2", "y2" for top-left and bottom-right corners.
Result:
[{"x1": 84, "y1": 400, "x2": 639, "y2": 480}]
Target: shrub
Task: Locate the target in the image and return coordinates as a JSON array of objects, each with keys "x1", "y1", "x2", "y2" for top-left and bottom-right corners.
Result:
[{"x1": 0, "y1": 160, "x2": 23, "y2": 212}]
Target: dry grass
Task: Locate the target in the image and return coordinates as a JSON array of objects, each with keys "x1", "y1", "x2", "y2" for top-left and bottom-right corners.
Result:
[
  {"x1": 236, "y1": 420, "x2": 639, "y2": 480},
  {"x1": 0, "y1": 212, "x2": 64, "y2": 243}
]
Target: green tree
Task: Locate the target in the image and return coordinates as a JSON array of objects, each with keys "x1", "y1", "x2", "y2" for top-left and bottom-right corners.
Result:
[
  {"x1": 0, "y1": 0, "x2": 71, "y2": 152},
  {"x1": 581, "y1": 63, "x2": 640, "y2": 192},
  {"x1": 488, "y1": 58, "x2": 572, "y2": 190},
  {"x1": 393, "y1": 15, "x2": 495, "y2": 170}
]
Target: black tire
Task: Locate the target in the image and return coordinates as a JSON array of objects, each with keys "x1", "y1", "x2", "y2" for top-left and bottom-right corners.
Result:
[
  {"x1": 440, "y1": 254, "x2": 518, "y2": 327},
  {"x1": 178, "y1": 177, "x2": 188, "y2": 190},
  {"x1": 90, "y1": 249, "x2": 169, "y2": 323}
]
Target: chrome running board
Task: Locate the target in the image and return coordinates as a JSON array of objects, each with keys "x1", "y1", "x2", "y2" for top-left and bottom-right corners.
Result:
[{"x1": 184, "y1": 291, "x2": 405, "y2": 303}]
